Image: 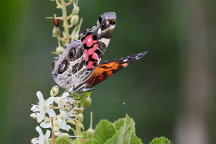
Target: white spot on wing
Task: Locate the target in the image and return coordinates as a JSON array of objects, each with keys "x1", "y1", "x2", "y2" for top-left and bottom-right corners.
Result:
[
  {"x1": 123, "y1": 59, "x2": 128, "y2": 62},
  {"x1": 135, "y1": 56, "x2": 140, "y2": 59},
  {"x1": 98, "y1": 28, "x2": 101, "y2": 35},
  {"x1": 100, "y1": 38, "x2": 110, "y2": 46}
]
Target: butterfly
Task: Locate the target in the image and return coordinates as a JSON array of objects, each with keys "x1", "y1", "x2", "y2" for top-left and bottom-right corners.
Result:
[{"x1": 51, "y1": 12, "x2": 147, "y2": 93}]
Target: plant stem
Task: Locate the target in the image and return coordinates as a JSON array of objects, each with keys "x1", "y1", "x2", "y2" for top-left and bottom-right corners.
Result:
[
  {"x1": 73, "y1": 99, "x2": 83, "y2": 144},
  {"x1": 51, "y1": 117, "x2": 55, "y2": 144},
  {"x1": 75, "y1": 122, "x2": 82, "y2": 144},
  {"x1": 90, "y1": 111, "x2": 93, "y2": 129},
  {"x1": 60, "y1": 0, "x2": 70, "y2": 44}
]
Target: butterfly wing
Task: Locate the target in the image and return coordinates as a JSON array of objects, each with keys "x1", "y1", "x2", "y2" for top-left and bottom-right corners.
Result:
[
  {"x1": 52, "y1": 40, "x2": 90, "y2": 91},
  {"x1": 52, "y1": 12, "x2": 117, "y2": 93},
  {"x1": 79, "y1": 12, "x2": 116, "y2": 70},
  {"x1": 85, "y1": 51, "x2": 147, "y2": 87}
]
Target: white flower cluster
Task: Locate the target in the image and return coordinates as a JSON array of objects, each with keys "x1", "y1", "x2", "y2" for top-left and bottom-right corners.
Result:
[{"x1": 30, "y1": 88, "x2": 82, "y2": 144}]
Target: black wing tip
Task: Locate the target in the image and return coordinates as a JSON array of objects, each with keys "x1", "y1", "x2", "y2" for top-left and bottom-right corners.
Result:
[
  {"x1": 118, "y1": 51, "x2": 147, "y2": 64},
  {"x1": 138, "y1": 51, "x2": 148, "y2": 57},
  {"x1": 101, "y1": 51, "x2": 147, "y2": 64},
  {"x1": 132, "y1": 51, "x2": 148, "y2": 60}
]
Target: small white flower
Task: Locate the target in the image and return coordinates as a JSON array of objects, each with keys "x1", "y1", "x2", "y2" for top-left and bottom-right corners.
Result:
[
  {"x1": 36, "y1": 91, "x2": 56, "y2": 122},
  {"x1": 50, "y1": 85, "x2": 59, "y2": 97},
  {"x1": 55, "y1": 96, "x2": 74, "y2": 111},
  {"x1": 40, "y1": 115, "x2": 71, "y2": 132},
  {"x1": 59, "y1": 110, "x2": 77, "y2": 122},
  {"x1": 30, "y1": 113, "x2": 39, "y2": 119},
  {"x1": 40, "y1": 121, "x2": 52, "y2": 129},
  {"x1": 62, "y1": 92, "x2": 69, "y2": 97},
  {"x1": 31, "y1": 138, "x2": 39, "y2": 144},
  {"x1": 31, "y1": 104, "x2": 39, "y2": 112},
  {"x1": 59, "y1": 132, "x2": 70, "y2": 138},
  {"x1": 57, "y1": 115, "x2": 71, "y2": 131},
  {"x1": 31, "y1": 126, "x2": 50, "y2": 144},
  {"x1": 40, "y1": 117, "x2": 51, "y2": 128}
]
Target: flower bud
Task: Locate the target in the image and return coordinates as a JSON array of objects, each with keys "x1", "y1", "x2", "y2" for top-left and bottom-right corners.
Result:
[
  {"x1": 76, "y1": 113, "x2": 84, "y2": 122},
  {"x1": 77, "y1": 122, "x2": 83, "y2": 129},
  {"x1": 81, "y1": 97, "x2": 92, "y2": 108},
  {"x1": 59, "y1": 133, "x2": 70, "y2": 138},
  {"x1": 57, "y1": 97, "x2": 74, "y2": 111},
  {"x1": 56, "y1": 46, "x2": 64, "y2": 55},
  {"x1": 50, "y1": 85, "x2": 59, "y2": 97},
  {"x1": 70, "y1": 15, "x2": 79, "y2": 26},
  {"x1": 52, "y1": 27, "x2": 60, "y2": 37},
  {"x1": 72, "y1": 6, "x2": 79, "y2": 15},
  {"x1": 71, "y1": 33, "x2": 79, "y2": 40},
  {"x1": 87, "y1": 128, "x2": 94, "y2": 138}
]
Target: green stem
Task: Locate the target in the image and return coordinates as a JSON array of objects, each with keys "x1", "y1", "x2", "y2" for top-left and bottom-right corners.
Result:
[
  {"x1": 77, "y1": 18, "x2": 83, "y2": 35},
  {"x1": 75, "y1": 122, "x2": 82, "y2": 144},
  {"x1": 73, "y1": 99, "x2": 83, "y2": 143},
  {"x1": 90, "y1": 111, "x2": 93, "y2": 129},
  {"x1": 60, "y1": 0, "x2": 70, "y2": 44}
]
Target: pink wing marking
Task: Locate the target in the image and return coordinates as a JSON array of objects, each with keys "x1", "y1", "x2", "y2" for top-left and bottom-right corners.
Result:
[
  {"x1": 82, "y1": 34, "x2": 99, "y2": 69},
  {"x1": 88, "y1": 48, "x2": 94, "y2": 55},
  {"x1": 93, "y1": 43, "x2": 98, "y2": 51},
  {"x1": 82, "y1": 35, "x2": 97, "y2": 47},
  {"x1": 87, "y1": 61, "x2": 95, "y2": 69},
  {"x1": 92, "y1": 53, "x2": 99, "y2": 61}
]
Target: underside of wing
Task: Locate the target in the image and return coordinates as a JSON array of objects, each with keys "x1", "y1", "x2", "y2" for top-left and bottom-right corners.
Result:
[
  {"x1": 85, "y1": 51, "x2": 147, "y2": 87},
  {"x1": 79, "y1": 12, "x2": 117, "y2": 71}
]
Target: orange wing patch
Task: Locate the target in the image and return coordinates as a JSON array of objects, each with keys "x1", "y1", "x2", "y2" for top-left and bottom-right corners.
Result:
[
  {"x1": 84, "y1": 51, "x2": 147, "y2": 88},
  {"x1": 85, "y1": 61, "x2": 127, "y2": 87}
]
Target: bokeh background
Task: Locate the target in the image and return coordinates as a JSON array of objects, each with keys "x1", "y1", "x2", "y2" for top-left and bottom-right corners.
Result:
[{"x1": 0, "y1": 0, "x2": 215, "y2": 143}]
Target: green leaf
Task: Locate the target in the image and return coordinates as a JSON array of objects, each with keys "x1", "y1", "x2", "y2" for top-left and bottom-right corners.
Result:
[
  {"x1": 93, "y1": 120, "x2": 117, "y2": 144},
  {"x1": 131, "y1": 132, "x2": 143, "y2": 144},
  {"x1": 113, "y1": 118, "x2": 125, "y2": 130},
  {"x1": 149, "y1": 137, "x2": 171, "y2": 144},
  {"x1": 56, "y1": 137, "x2": 72, "y2": 144},
  {"x1": 104, "y1": 115, "x2": 143, "y2": 144},
  {"x1": 104, "y1": 126, "x2": 124, "y2": 144},
  {"x1": 54, "y1": 116, "x2": 170, "y2": 144}
]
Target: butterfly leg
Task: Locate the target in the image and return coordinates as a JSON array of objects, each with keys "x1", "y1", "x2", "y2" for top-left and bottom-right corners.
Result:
[{"x1": 77, "y1": 87, "x2": 96, "y2": 93}]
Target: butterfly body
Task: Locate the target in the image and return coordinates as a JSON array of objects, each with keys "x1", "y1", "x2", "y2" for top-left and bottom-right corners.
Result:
[{"x1": 52, "y1": 12, "x2": 147, "y2": 93}]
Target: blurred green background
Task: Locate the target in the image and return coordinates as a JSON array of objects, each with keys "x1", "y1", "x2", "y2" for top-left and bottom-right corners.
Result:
[{"x1": 0, "y1": 0, "x2": 215, "y2": 144}]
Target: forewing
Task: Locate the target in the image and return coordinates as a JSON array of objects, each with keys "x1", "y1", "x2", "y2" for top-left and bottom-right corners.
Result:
[
  {"x1": 85, "y1": 51, "x2": 147, "y2": 87},
  {"x1": 79, "y1": 12, "x2": 116, "y2": 71}
]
